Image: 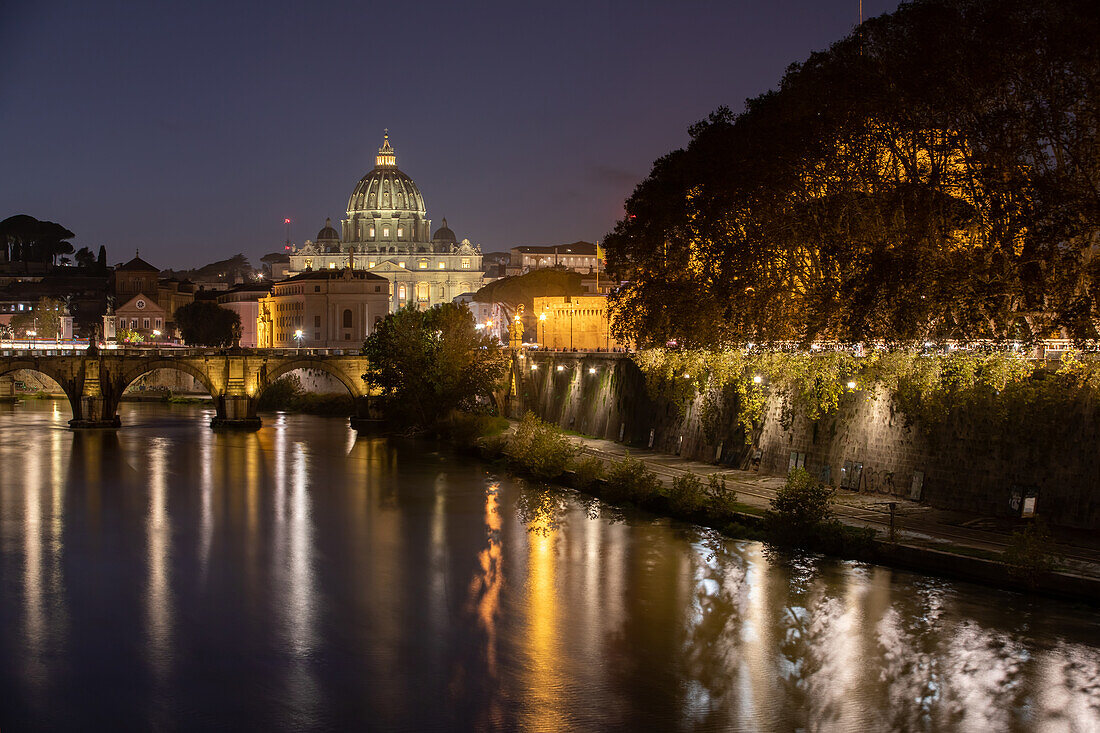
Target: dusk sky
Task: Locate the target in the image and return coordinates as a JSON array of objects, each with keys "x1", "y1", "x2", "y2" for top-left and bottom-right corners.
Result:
[{"x1": 2, "y1": 0, "x2": 900, "y2": 270}]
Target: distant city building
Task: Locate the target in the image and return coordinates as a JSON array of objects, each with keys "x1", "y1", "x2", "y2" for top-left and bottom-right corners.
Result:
[
  {"x1": 288, "y1": 133, "x2": 489, "y2": 311},
  {"x1": 106, "y1": 254, "x2": 195, "y2": 340},
  {"x1": 257, "y1": 268, "x2": 389, "y2": 348},
  {"x1": 533, "y1": 294, "x2": 622, "y2": 351},
  {"x1": 507, "y1": 241, "x2": 600, "y2": 276},
  {"x1": 218, "y1": 282, "x2": 273, "y2": 348}
]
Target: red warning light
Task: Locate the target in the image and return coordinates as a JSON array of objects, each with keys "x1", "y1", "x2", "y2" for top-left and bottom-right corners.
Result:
[{"x1": 284, "y1": 218, "x2": 291, "y2": 224}]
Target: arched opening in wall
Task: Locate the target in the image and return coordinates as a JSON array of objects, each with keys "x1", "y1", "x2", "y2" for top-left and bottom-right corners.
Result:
[
  {"x1": 0, "y1": 366, "x2": 73, "y2": 418},
  {"x1": 258, "y1": 362, "x2": 360, "y2": 417},
  {"x1": 343, "y1": 309, "x2": 353, "y2": 329}
]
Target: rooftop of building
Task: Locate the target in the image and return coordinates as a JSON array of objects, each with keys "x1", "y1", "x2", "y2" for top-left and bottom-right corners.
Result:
[{"x1": 511, "y1": 241, "x2": 596, "y2": 256}]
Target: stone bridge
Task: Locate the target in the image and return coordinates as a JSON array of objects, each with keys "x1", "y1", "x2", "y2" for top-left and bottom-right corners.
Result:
[{"x1": 0, "y1": 346, "x2": 373, "y2": 429}]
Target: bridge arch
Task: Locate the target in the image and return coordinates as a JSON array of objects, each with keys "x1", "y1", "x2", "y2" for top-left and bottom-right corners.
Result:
[
  {"x1": 0, "y1": 360, "x2": 78, "y2": 416},
  {"x1": 119, "y1": 359, "x2": 218, "y2": 399},
  {"x1": 263, "y1": 358, "x2": 365, "y2": 398},
  {"x1": 0, "y1": 360, "x2": 71, "y2": 389}
]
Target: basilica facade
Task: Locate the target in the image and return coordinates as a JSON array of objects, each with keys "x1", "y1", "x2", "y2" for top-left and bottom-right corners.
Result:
[{"x1": 288, "y1": 133, "x2": 487, "y2": 312}]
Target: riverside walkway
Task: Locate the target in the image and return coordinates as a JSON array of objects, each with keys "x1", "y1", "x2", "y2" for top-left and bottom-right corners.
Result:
[{"x1": 513, "y1": 422, "x2": 1100, "y2": 588}]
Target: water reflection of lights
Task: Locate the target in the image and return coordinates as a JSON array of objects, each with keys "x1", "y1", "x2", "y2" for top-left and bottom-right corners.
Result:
[
  {"x1": 146, "y1": 437, "x2": 173, "y2": 680},
  {"x1": 522, "y1": 513, "x2": 565, "y2": 731},
  {"x1": 469, "y1": 482, "x2": 502, "y2": 676}
]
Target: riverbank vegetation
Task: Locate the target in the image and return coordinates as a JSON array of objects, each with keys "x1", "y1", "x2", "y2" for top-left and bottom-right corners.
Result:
[
  {"x1": 256, "y1": 375, "x2": 355, "y2": 416},
  {"x1": 362, "y1": 303, "x2": 508, "y2": 430},
  {"x1": 606, "y1": 0, "x2": 1100, "y2": 347},
  {"x1": 634, "y1": 346, "x2": 1100, "y2": 445}
]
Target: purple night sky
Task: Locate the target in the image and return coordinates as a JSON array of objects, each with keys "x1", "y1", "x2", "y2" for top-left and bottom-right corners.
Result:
[{"x1": 1, "y1": 1, "x2": 899, "y2": 269}]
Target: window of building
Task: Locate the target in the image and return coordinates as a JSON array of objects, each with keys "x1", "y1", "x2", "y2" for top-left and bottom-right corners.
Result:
[
  {"x1": 437, "y1": 262, "x2": 445, "y2": 269},
  {"x1": 329, "y1": 262, "x2": 336, "y2": 269},
  {"x1": 375, "y1": 285, "x2": 381, "y2": 292},
  {"x1": 418, "y1": 260, "x2": 428, "y2": 269},
  {"x1": 397, "y1": 261, "x2": 405, "y2": 269},
  {"x1": 315, "y1": 286, "x2": 321, "y2": 292},
  {"x1": 343, "y1": 309, "x2": 352, "y2": 328},
  {"x1": 314, "y1": 315, "x2": 321, "y2": 327},
  {"x1": 368, "y1": 261, "x2": 376, "y2": 268},
  {"x1": 155, "y1": 318, "x2": 162, "y2": 328},
  {"x1": 369, "y1": 226, "x2": 376, "y2": 238},
  {"x1": 398, "y1": 284, "x2": 406, "y2": 300},
  {"x1": 461, "y1": 258, "x2": 471, "y2": 269},
  {"x1": 397, "y1": 227, "x2": 404, "y2": 238},
  {"x1": 383, "y1": 226, "x2": 390, "y2": 237},
  {"x1": 416, "y1": 282, "x2": 429, "y2": 301},
  {"x1": 143, "y1": 318, "x2": 150, "y2": 330}
]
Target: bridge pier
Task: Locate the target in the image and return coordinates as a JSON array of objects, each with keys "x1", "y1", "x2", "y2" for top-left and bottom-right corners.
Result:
[
  {"x1": 211, "y1": 394, "x2": 262, "y2": 430},
  {"x1": 0, "y1": 375, "x2": 14, "y2": 403},
  {"x1": 69, "y1": 395, "x2": 121, "y2": 429}
]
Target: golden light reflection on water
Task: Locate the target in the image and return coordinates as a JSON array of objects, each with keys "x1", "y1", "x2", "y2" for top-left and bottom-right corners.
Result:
[
  {"x1": 468, "y1": 483, "x2": 502, "y2": 676},
  {"x1": 145, "y1": 437, "x2": 172, "y2": 682},
  {"x1": 521, "y1": 514, "x2": 567, "y2": 732}
]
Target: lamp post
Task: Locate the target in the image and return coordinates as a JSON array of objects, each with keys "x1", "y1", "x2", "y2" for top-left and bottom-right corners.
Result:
[
  {"x1": 28, "y1": 329, "x2": 37, "y2": 349},
  {"x1": 294, "y1": 328, "x2": 303, "y2": 354}
]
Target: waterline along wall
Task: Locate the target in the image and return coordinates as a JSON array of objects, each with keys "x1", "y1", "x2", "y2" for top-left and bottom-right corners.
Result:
[{"x1": 516, "y1": 351, "x2": 1100, "y2": 531}]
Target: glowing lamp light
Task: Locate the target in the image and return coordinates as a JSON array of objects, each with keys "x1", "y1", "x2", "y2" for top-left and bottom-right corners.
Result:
[
  {"x1": 284, "y1": 218, "x2": 291, "y2": 224},
  {"x1": 752, "y1": 375, "x2": 763, "y2": 384},
  {"x1": 556, "y1": 365, "x2": 565, "y2": 372},
  {"x1": 531, "y1": 364, "x2": 538, "y2": 371},
  {"x1": 539, "y1": 313, "x2": 546, "y2": 321},
  {"x1": 589, "y1": 367, "x2": 597, "y2": 375},
  {"x1": 847, "y1": 381, "x2": 857, "y2": 389}
]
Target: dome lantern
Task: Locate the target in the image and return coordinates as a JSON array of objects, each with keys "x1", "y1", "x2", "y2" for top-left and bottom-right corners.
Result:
[{"x1": 376, "y1": 129, "x2": 396, "y2": 168}]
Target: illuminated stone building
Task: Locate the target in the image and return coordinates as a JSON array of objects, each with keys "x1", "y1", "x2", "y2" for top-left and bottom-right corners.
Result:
[
  {"x1": 532, "y1": 294, "x2": 622, "y2": 351},
  {"x1": 256, "y1": 268, "x2": 389, "y2": 348},
  {"x1": 288, "y1": 133, "x2": 488, "y2": 312}
]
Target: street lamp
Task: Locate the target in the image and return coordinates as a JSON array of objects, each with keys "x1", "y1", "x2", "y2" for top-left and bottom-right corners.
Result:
[
  {"x1": 152, "y1": 329, "x2": 161, "y2": 342},
  {"x1": 294, "y1": 329, "x2": 303, "y2": 353}
]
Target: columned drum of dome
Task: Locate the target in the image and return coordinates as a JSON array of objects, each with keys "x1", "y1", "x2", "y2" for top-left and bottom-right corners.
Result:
[{"x1": 287, "y1": 132, "x2": 488, "y2": 314}]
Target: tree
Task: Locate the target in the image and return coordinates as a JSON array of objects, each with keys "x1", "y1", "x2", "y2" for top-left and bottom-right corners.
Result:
[
  {"x1": 0, "y1": 214, "x2": 74, "y2": 265},
  {"x1": 173, "y1": 301, "x2": 241, "y2": 346},
  {"x1": 10, "y1": 297, "x2": 64, "y2": 338},
  {"x1": 362, "y1": 302, "x2": 509, "y2": 428},
  {"x1": 96, "y1": 245, "x2": 107, "y2": 271},
  {"x1": 74, "y1": 246, "x2": 95, "y2": 268},
  {"x1": 605, "y1": 0, "x2": 1100, "y2": 347}
]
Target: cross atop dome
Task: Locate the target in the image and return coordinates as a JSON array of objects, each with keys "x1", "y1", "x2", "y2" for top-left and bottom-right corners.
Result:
[{"x1": 376, "y1": 130, "x2": 396, "y2": 168}]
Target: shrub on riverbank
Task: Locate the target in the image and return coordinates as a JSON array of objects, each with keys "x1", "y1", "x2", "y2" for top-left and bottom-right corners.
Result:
[
  {"x1": 1003, "y1": 519, "x2": 1057, "y2": 586},
  {"x1": 508, "y1": 412, "x2": 577, "y2": 480},
  {"x1": 764, "y1": 468, "x2": 875, "y2": 553},
  {"x1": 570, "y1": 454, "x2": 606, "y2": 491},
  {"x1": 604, "y1": 453, "x2": 662, "y2": 503}
]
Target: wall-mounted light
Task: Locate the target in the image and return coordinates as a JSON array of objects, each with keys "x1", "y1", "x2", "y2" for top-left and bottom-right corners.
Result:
[
  {"x1": 588, "y1": 367, "x2": 596, "y2": 375},
  {"x1": 556, "y1": 365, "x2": 565, "y2": 372}
]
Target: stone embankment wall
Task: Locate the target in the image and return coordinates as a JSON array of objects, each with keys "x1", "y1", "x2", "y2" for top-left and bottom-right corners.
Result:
[{"x1": 518, "y1": 351, "x2": 1100, "y2": 531}]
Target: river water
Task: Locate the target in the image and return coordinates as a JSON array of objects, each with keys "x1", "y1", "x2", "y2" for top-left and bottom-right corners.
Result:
[{"x1": 1, "y1": 401, "x2": 1098, "y2": 732}]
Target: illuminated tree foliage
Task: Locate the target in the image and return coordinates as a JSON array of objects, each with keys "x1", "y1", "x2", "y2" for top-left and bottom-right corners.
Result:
[
  {"x1": 606, "y1": 0, "x2": 1100, "y2": 347},
  {"x1": 362, "y1": 303, "x2": 509, "y2": 428}
]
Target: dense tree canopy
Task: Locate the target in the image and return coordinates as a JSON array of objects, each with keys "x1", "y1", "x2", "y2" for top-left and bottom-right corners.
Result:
[
  {"x1": 0, "y1": 215, "x2": 75, "y2": 266},
  {"x1": 173, "y1": 301, "x2": 240, "y2": 346},
  {"x1": 606, "y1": 0, "x2": 1100, "y2": 347},
  {"x1": 362, "y1": 303, "x2": 508, "y2": 427}
]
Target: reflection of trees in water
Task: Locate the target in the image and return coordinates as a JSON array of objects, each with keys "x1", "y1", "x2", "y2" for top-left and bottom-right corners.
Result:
[
  {"x1": 677, "y1": 532, "x2": 752, "y2": 729},
  {"x1": 514, "y1": 482, "x2": 570, "y2": 536}
]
